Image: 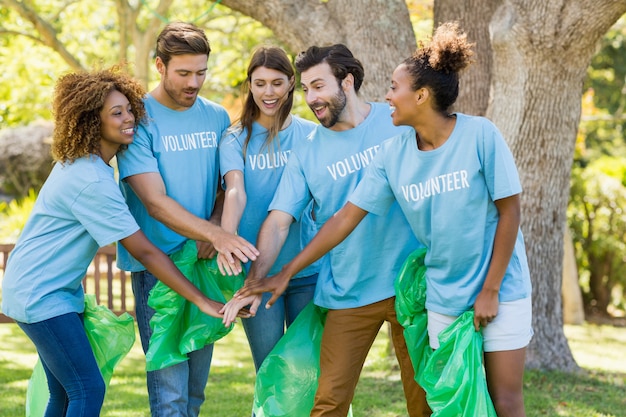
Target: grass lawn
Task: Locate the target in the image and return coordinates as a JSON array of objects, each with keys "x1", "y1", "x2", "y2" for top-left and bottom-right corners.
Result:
[{"x1": 1, "y1": 320, "x2": 625, "y2": 417}]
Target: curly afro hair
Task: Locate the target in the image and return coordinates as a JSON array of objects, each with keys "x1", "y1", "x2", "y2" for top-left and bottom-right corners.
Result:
[
  {"x1": 51, "y1": 67, "x2": 147, "y2": 163},
  {"x1": 404, "y1": 21, "x2": 475, "y2": 113}
]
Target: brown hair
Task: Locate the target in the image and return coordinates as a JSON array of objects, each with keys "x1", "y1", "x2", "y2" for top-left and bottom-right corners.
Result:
[
  {"x1": 295, "y1": 44, "x2": 365, "y2": 93},
  {"x1": 233, "y1": 46, "x2": 295, "y2": 158},
  {"x1": 51, "y1": 67, "x2": 146, "y2": 163},
  {"x1": 155, "y1": 22, "x2": 211, "y2": 67}
]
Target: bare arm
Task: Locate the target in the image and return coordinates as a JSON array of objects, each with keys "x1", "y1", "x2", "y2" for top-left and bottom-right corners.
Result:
[
  {"x1": 210, "y1": 184, "x2": 226, "y2": 225},
  {"x1": 197, "y1": 181, "x2": 224, "y2": 259},
  {"x1": 473, "y1": 194, "x2": 521, "y2": 330},
  {"x1": 237, "y1": 202, "x2": 368, "y2": 308},
  {"x1": 119, "y1": 230, "x2": 250, "y2": 319},
  {"x1": 220, "y1": 209, "x2": 293, "y2": 323},
  {"x1": 246, "y1": 209, "x2": 295, "y2": 281},
  {"x1": 220, "y1": 170, "x2": 246, "y2": 234},
  {"x1": 217, "y1": 170, "x2": 247, "y2": 275},
  {"x1": 124, "y1": 172, "x2": 258, "y2": 265}
]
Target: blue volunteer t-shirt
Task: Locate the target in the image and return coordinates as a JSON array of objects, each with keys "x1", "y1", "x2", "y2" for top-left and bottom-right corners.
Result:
[
  {"x1": 270, "y1": 102, "x2": 422, "y2": 309},
  {"x1": 116, "y1": 94, "x2": 230, "y2": 271},
  {"x1": 350, "y1": 113, "x2": 532, "y2": 316},
  {"x1": 219, "y1": 116, "x2": 319, "y2": 278},
  {"x1": 1, "y1": 156, "x2": 139, "y2": 323}
]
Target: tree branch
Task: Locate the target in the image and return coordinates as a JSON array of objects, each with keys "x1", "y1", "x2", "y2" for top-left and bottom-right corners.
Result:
[{"x1": 0, "y1": 0, "x2": 84, "y2": 71}]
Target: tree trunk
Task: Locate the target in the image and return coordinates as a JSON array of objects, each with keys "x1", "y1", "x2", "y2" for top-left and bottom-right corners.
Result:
[
  {"x1": 434, "y1": 0, "x2": 502, "y2": 116},
  {"x1": 221, "y1": 0, "x2": 417, "y2": 101},
  {"x1": 562, "y1": 227, "x2": 584, "y2": 325},
  {"x1": 486, "y1": 0, "x2": 626, "y2": 370},
  {"x1": 128, "y1": 0, "x2": 175, "y2": 89},
  {"x1": 114, "y1": 0, "x2": 131, "y2": 67},
  {"x1": 588, "y1": 252, "x2": 612, "y2": 313}
]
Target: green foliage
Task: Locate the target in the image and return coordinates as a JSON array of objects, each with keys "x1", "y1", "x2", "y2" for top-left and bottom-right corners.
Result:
[
  {"x1": 580, "y1": 15, "x2": 626, "y2": 160},
  {"x1": 0, "y1": 35, "x2": 62, "y2": 126},
  {"x1": 570, "y1": 16, "x2": 626, "y2": 316},
  {"x1": 0, "y1": 1, "x2": 117, "y2": 127},
  {"x1": 0, "y1": 189, "x2": 36, "y2": 243},
  {"x1": 568, "y1": 157, "x2": 626, "y2": 314},
  {"x1": 585, "y1": 15, "x2": 626, "y2": 114},
  {"x1": 0, "y1": 0, "x2": 286, "y2": 128},
  {"x1": 406, "y1": 0, "x2": 433, "y2": 39}
]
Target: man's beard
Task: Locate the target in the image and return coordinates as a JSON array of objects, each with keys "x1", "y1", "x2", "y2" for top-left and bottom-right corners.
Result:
[
  {"x1": 316, "y1": 88, "x2": 347, "y2": 128},
  {"x1": 163, "y1": 74, "x2": 198, "y2": 109}
]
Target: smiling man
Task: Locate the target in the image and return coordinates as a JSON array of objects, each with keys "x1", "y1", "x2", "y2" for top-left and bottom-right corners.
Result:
[{"x1": 231, "y1": 44, "x2": 431, "y2": 417}]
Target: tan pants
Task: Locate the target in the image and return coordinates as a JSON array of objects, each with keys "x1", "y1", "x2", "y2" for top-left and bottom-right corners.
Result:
[{"x1": 310, "y1": 297, "x2": 431, "y2": 417}]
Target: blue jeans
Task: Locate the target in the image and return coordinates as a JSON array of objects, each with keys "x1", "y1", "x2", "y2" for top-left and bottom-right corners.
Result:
[
  {"x1": 132, "y1": 270, "x2": 214, "y2": 417},
  {"x1": 18, "y1": 312, "x2": 105, "y2": 417},
  {"x1": 242, "y1": 273, "x2": 317, "y2": 371}
]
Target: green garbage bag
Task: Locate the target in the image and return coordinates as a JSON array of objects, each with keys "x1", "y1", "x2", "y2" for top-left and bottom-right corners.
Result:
[
  {"x1": 394, "y1": 247, "x2": 431, "y2": 377},
  {"x1": 25, "y1": 294, "x2": 136, "y2": 417},
  {"x1": 252, "y1": 302, "x2": 352, "y2": 417},
  {"x1": 418, "y1": 311, "x2": 497, "y2": 417},
  {"x1": 394, "y1": 248, "x2": 497, "y2": 417},
  {"x1": 146, "y1": 240, "x2": 244, "y2": 371}
]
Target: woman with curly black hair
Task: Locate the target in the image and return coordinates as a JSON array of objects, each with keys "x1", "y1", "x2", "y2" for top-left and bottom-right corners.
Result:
[{"x1": 1, "y1": 68, "x2": 234, "y2": 416}]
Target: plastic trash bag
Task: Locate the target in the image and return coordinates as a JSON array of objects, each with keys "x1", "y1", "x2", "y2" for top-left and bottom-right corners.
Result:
[
  {"x1": 252, "y1": 301, "x2": 352, "y2": 417},
  {"x1": 418, "y1": 311, "x2": 497, "y2": 417},
  {"x1": 25, "y1": 294, "x2": 136, "y2": 417},
  {"x1": 394, "y1": 248, "x2": 496, "y2": 417},
  {"x1": 83, "y1": 294, "x2": 136, "y2": 384},
  {"x1": 394, "y1": 247, "x2": 431, "y2": 377},
  {"x1": 146, "y1": 240, "x2": 244, "y2": 371}
]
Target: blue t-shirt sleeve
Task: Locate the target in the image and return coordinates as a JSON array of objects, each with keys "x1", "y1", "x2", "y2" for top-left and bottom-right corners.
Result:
[
  {"x1": 71, "y1": 182, "x2": 140, "y2": 247},
  {"x1": 117, "y1": 122, "x2": 160, "y2": 180},
  {"x1": 219, "y1": 131, "x2": 245, "y2": 178},
  {"x1": 269, "y1": 152, "x2": 312, "y2": 220},
  {"x1": 480, "y1": 121, "x2": 522, "y2": 201},
  {"x1": 349, "y1": 150, "x2": 395, "y2": 216}
]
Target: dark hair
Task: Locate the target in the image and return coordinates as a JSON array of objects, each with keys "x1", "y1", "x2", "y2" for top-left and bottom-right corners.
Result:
[
  {"x1": 156, "y1": 22, "x2": 211, "y2": 67},
  {"x1": 234, "y1": 46, "x2": 295, "y2": 157},
  {"x1": 295, "y1": 44, "x2": 365, "y2": 93},
  {"x1": 404, "y1": 21, "x2": 474, "y2": 113},
  {"x1": 51, "y1": 67, "x2": 146, "y2": 163}
]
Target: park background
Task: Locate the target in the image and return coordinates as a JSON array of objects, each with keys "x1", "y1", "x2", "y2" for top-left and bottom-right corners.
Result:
[{"x1": 0, "y1": 0, "x2": 625, "y2": 416}]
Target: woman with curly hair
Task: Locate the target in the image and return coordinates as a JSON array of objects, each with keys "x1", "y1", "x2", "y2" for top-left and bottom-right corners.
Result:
[{"x1": 1, "y1": 68, "x2": 237, "y2": 416}]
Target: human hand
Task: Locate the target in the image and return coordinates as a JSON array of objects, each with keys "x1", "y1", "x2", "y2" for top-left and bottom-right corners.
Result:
[
  {"x1": 212, "y1": 229, "x2": 259, "y2": 265},
  {"x1": 217, "y1": 251, "x2": 243, "y2": 276},
  {"x1": 235, "y1": 272, "x2": 290, "y2": 309},
  {"x1": 473, "y1": 289, "x2": 499, "y2": 331},
  {"x1": 196, "y1": 298, "x2": 226, "y2": 319},
  {"x1": 196, "y1": 297, "x2": 251, "y2": 320},
  {"x1": 196, "y1": 240, "x2": 217, "y2": 259},
  {"x1": 220, "y1": 294, "x2": 261, "y2": 326}
]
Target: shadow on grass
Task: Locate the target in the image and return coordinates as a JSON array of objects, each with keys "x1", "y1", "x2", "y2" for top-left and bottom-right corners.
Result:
[
  {"x1": 353, "y1": 372, "x2": 411, "y2": 417},
  {"x1": 524, "y1": 368, "x2": 626, "y2": 416}
]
